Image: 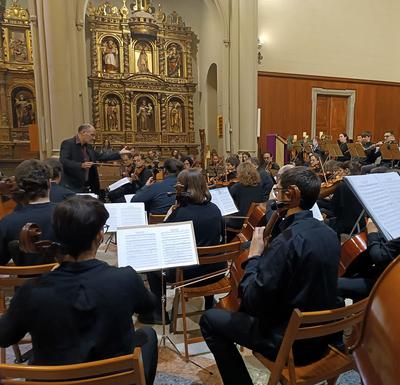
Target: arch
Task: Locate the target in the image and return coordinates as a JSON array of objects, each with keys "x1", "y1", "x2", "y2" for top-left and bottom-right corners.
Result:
[{"x1": 206, "y1": 63, "x2": 218, "y2": 151}]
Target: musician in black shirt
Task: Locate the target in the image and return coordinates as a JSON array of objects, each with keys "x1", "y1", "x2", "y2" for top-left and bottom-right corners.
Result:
[
  {"x1": 0, "y1": 196, "x2": 158, "y2": 385},
  {"x1": 200, "y1": 167, "x2": 340, "y2": 385}
]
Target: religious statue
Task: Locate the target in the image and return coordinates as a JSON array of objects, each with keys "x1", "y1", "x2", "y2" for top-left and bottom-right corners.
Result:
[
  {"x1": 169, "y1": 100, "x2": 183, "y2": 132},
  {"x1": 9, "y1": 36, "x2": 27, "y2": 62},
  {"x1": 102, "y1": 39, "x2": 119, "y2": 72},
  {"x1": 15, "y1": 94, "x2": 34, "y2": 127},
  {"x1": 106, "y1": 99, "x2": 119, "y2": 131},
  {"x1": 167, "y1": 44, "x2": 181, "y2": 77},
  {"x1": 137, "y1": 47, "x2": 150, "y2": 73},
  {"x1": 137, "y1": 99, "x2": 153, "y2": 132}
]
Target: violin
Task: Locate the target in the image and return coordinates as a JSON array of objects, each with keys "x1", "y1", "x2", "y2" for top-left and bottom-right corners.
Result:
[{"x1": 319, "y1": 169, "x2": 346, "y2": 198}]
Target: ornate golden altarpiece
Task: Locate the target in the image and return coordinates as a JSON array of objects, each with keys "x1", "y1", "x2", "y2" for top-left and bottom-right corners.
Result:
[
  {"x1": 87, "y1": 0, "x2": 199, "y2": 155},
  {"x1": 0, "y1": 0, "x2": 37, "y2": 161}
]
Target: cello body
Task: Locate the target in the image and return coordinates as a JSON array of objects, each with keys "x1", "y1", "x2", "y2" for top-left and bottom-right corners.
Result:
[{"x1": 339, "y1": 231, "x2": 368, "y2": 277}]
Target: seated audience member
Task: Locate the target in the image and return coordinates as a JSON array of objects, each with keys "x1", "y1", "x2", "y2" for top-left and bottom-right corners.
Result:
[
  {"x1": 0, "y1": 159, "x2": 56, "y2": 266},
  {"x1": 181, "y1": 156, "x2": 194, "y2": 170},
  {"x1": 142, "y1": 169, "x2": 224, "y2": 324},
  {"x1": 108, "y1": 153, "x2": 152, "y2": 203},
  {"x1": 227, "y1": 162, "x2": 263, "y2": 230},
  {"x1": 131, "y1": 158, "x2": 183, "y2": 214},
  {"x1": 0, "y1": 196, "x2": 158, "y2": 385},
  {"x1": 206, "y1": 154, "x2": 225, "y2": 180},
  {"x1": 250, "y1": 157, "x2": 274, "y2": 200},
  {"x1": 200, "y1": 167, "x2": 340, "y2": 385},
  {"x1": 44, "y1": 158, "x2": 75, "y2": 203},
  {"x1": 338, "y1": 218, "x2": 397, "y2": 301},
  {"x1": 220, "y1": 156, "x2": 239, "y2": 182}
]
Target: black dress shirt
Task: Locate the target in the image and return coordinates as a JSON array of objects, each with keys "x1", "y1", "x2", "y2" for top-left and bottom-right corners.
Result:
[
  {"x1": 0, "y1": 259, "x2": 156, "y2": 365},
  {"x1": 131, "y1": 175, "x2": 177, "y2": 214},
  {"x1": 240, "y1": 210, "x2": 340, "y2": 363},
  {"x1": 0, "y1": 202, "x2": 56, "y2": 265}
]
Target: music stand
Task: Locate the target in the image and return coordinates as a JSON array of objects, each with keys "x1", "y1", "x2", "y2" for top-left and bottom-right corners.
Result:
[
  {"x1": 347, "y1": 143, "x2": 366, "y2": 159},
  {"x1": 325, "y1": 143, "x2": 343, "y2": 159}
]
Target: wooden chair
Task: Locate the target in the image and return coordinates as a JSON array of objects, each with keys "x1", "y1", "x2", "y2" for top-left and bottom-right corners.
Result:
[
  {"x1": 253, "y1": 298, "x2": 368, "y2": 385},
  {"x1": 0, "y1": 263, "x2": 58, "y2": 363},
  {"x1": 0, "y1": 347, "x2": 146, "y2": 385},
  {"x1": 148, "y1": 213, "x2": 166, "y2": 224},
  {"x1": 351, "y1": 256, "x2": 400, "y2": 385},
  {"x1": 171, "y1": 241, "x2": 242, "y2": 361}
]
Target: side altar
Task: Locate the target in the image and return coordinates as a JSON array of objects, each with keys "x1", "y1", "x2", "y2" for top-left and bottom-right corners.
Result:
[{"x1": 87, "y1": 0, "x2": 199, "y2": 155}]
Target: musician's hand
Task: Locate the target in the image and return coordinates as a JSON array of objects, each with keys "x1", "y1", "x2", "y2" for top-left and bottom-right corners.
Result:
[
  {"x1": 145, "y1": 176, "x2": 156, "y2": 186},
  {"x1": 366, "y1": 218, "x2": 378, "y2": 234},
  {"x1": 81, "y1": 162, "x2": 93, "y2": 169},
  {"x1": 248, "y1": 226, "x2": 266, "y2": 258},
  {"x1": 119, "y1": 147, "x2": 131, "y2": 156}
]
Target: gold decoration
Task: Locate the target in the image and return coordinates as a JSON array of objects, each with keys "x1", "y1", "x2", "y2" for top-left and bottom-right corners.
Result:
[
  {"x1": 87, "y1": 0, "x2": 198, "y2": 154},
  {"x1": 4, "y1": 0, "x2": 30, "y2": 24}
]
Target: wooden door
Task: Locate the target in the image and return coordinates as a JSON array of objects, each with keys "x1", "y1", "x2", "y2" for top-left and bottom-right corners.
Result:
[{"x1": 316, "y1": 95, "x2": 348, "y2": 139}]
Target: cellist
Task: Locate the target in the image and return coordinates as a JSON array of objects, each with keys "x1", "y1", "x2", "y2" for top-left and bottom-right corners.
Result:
[{"x1": 200, "y1": 167, "x2": 340, "y2": 385}]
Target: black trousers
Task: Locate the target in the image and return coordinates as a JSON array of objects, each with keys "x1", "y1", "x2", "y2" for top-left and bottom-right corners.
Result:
[
  {"x1": 200, "y1": 309, "x2": 278, "y2": 385},
  {"x1": 134, "y1": 327, "x2": 158, "y2": 385},
  {"x1": 337, "y1": 277, "x2": 375, "y2": 301}
]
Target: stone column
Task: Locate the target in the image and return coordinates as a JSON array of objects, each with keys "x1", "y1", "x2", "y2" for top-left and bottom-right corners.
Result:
[
  {"x1": 229, "y1": 0, "x2": 258, "y2": 155},
  {"x1": 27, "y1": 0, "x2": 90, "y2": 157}
]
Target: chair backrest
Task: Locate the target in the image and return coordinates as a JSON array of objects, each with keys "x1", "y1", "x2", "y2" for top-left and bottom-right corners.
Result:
[
  {"x1": 352, "y1": 256, "x2": 400, "y2": 385},
  {"x1": 271, "y1": 299, "x2": 368, "y2": 379},
  {"x1": 0, "y1": 347, "x2": 146, "y2": 385},
  {"x1": 148, "y1": 213, "x2": 166, "y2": 224},
  {"x1": 0, "y1": 263, "x2": 58, "y2": 313},
  {"x1": 197, "y1": 240, "x2": 242, "y2": 265}
]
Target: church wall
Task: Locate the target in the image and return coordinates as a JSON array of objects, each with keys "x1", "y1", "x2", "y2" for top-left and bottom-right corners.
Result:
[
  {"x1": 258, "y1": 72, "x2": 400, "y2": 154},
  {"x1": 258, "y1": 0, "x2": 400, "y2": 82}
]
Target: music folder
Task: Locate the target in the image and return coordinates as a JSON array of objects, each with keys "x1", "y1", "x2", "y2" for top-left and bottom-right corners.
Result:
[
  {"x1": 117, "y1": 221, "x2": 199, "y2": 272},
  {"x1": 344, "y1": 172, "x2": 400, "y2": 241}
]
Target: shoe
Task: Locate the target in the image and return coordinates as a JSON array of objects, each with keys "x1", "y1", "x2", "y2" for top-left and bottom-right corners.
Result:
[{"x1": 137, "y1": 311, "x2": 170, "y2": 325}]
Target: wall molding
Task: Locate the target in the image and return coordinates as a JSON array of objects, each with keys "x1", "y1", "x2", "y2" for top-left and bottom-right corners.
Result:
[{"x1": 258, "y1": 71, "x2": 400, "y2": 87}]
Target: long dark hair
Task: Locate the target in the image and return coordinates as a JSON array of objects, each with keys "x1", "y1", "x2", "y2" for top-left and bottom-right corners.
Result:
[{"x1": 176, "y1": 169, "x2": 211, "y2": 204}]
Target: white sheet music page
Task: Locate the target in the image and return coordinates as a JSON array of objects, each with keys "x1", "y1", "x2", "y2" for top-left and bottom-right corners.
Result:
[
  {"x1": 108, "y1": 177, "x2": 131, "y2": 192},
  {"x1": 117, "y1": 221, "x2": 198, "y2": 272},
  {"x1": 124, "y1": 194, "x2": 135, "y2": 202},
  {"x1": 345, "y1": 172, "x2": 400, "y2": 240},
  {"x1": 104, "y1": 202, "x2": 146, "y2": 232},
  {"x1": 210, "y1": 187, "x2": 238, "y2": 216}
]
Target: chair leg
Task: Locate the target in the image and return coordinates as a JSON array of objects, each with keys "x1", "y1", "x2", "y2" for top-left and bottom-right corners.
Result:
[
  {"x1": 0, "y1": 347, "x2": 5, "y2": 363},
  {"x1": 326, "y1": 376, "x2": 339, "y2": 385},
  {"x1": 181, "y1": 292, "x2": 190, "y2": 361},
  {"x1": 170, "y1": 290, "x2": 180, "y2": 334},
  {"x1": 12, "y1": 344, "x2": 22, "y2": 363}
]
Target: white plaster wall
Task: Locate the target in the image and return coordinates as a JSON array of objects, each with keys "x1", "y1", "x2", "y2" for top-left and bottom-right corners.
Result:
[{"x1": 258, "y1": 0, "x2": 400, "y2": 81}]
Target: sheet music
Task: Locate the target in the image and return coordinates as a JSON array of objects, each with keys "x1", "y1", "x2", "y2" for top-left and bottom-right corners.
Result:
[
  {"x1": 310, "y1": 203, "x2": 323, "y2": 221},
  {"x1": 210, "y1": 187, "x2": 238, "y2": 216},
  {"x1": 124, "y1": 194, "x2": 135, "y2": 202},
  {"x1": 117, "y1": 221, "x2": 198, "y2": 272},
  {"x1": 108, "y1": 177, "x2": 131, "y2": 191},
  {"x1": 104, "y1": 202, "x2": 146, "y2": 232},
  {"x1": 345, "y1": 172, "x2": 400, "y2": 240}
]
